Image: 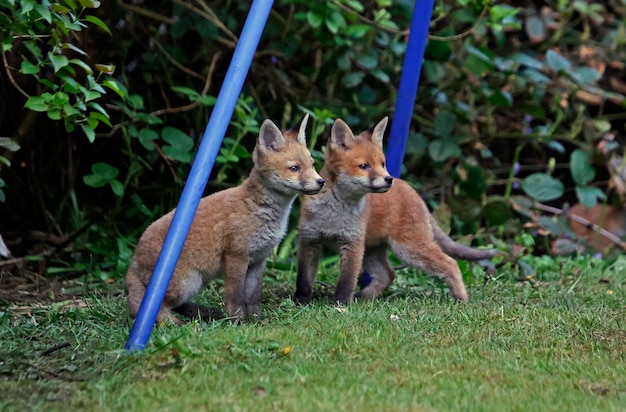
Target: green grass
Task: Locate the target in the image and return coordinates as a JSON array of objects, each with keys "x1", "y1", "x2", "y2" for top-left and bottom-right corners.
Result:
[{"x1": 1, "y1": 255, "x2": 625, "y2": 411}]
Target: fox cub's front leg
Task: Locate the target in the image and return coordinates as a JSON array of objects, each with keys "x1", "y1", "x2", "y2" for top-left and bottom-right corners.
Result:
[
  {"x1": 223, "y1": 254, "x2": 250, "y2": 320},
  {"x1": 243, "y1": 260, "x2": 266, "y2": 319},
  {"x1": 295, "y1": 238, "x2": 322, "y2": 304},
  {"x1": 334, "y1": 238, "x2": 366, "y2": 305}
]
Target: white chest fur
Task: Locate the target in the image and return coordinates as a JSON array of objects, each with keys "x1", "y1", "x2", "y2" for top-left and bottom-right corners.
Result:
[
  {"x1": 301, "y1": 187, "x2": 366, "y2": 242},
  {"x1": 247, "y1": 198, "x2": 294, "y2": 263}
]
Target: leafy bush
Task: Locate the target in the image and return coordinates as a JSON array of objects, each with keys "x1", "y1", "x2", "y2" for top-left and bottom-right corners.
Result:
[{"x1": 1, "y1": 0, "x2": 625, "y2": 281}]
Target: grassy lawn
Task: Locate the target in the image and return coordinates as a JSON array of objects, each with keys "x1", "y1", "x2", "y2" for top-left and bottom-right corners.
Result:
[{"x1": 1, "y1": 255, "x2": 625, "y2": 411}]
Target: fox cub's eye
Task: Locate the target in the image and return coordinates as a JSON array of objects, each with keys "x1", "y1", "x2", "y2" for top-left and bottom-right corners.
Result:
[
  {"x1": 289, "y1": 165, "x2": 301, "y2": 172},
  {"x1": 358, "y1": 163, "x2": 370, "y2": 170}
]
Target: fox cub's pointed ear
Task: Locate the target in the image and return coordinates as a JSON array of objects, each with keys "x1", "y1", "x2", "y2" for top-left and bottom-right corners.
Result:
[
  {"x1": 330, "y1": 118, "x2": 356, "y2": 151},
  {"x1": 259, "y1": 119, "x2": 287, "y2": 151},
  {"x1": 291, "y1": 113, "x2": 309, "y2": 145},
  {"x1": 370, "y1": 116, "x2": 388, "y2": 148}
]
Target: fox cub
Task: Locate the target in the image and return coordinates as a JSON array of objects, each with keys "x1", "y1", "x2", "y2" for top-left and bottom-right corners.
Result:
[
  {"x1": 296, "y1": 117, "x2": 495, "y2": 305},
  {"x1": 127, "y1": 115, "x2": 324, "y2": 324}
]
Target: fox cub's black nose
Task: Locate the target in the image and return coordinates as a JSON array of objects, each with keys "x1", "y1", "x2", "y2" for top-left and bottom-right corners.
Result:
[
  {"x1": 317, "y1": 179, "x2": 326, "y2": 188},
  {"x1": 384, "y1": 176, "x2": 393, "y2": 185}
]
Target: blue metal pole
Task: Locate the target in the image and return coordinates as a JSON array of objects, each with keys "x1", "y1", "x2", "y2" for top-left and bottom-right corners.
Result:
[
  {"x1": 360, "y1": 0, "x2": 434, "y2": 289},
  {"x1": 125, "y1": 0, "x2": 275, "y2": 351},
  {"x1": 386, "y1": 0, "x2": 435, "y2": 178}
]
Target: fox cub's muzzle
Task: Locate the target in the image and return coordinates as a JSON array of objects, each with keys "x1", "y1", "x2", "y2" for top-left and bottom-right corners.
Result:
[
  {"x1": 370, "y1": 174, "x2": 393, "y2": 193},
  {"x1": 303, "y1": 178, "x2": 325, "y2": 195}
]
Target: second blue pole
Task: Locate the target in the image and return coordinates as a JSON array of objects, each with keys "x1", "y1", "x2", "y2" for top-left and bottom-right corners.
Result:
[
  {"x1": 386, "y1": 0, "x2": 435, "y2": 178},
  {"x1": 360, "y1": 0, "x2": 434, "y2": 289}
]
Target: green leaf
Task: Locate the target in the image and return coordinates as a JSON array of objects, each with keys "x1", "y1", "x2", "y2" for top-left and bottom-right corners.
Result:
[
  {"x1": 102, "y1": 79, "x2": 127, "y2": 100},
  {"x1": 326, "y1": 10, "x2": 346, "y2": 35},
  {"x1": 162, "y1": 146, "x2": 193, "y2": 163},
  {"x1": 161, "y1": 127, "x2": 194, "y2": 151},
  {"x1": 522, "y1": 173, "x2": 564, "y2": 201},
  {"x1": 80, "y1": 123, "x2": 96, "y2": 143},
  {"x1": 524, "y1": 14, "x2": 545, "y2": 43},
  {"x1": 23, "y1": 40, "x2": 43, "y2": 60},
  {"x1": 78, "y1": 0, "x2": 102, "y2": 8},
  {"x1": 546, "y1": 49, "x2": 571, "y2": 73},
  {"x1": 488, "y1": 90, "x2": 513, "y2": 107},
  {"x1": 47, "y1": 109, "x2": 62, "y2": 120},
  {"x1": 306, "y1": 11, "x2": 323, "y2": 28},
  {"x1": 575, "y1": 185, "x2": 606, "y2": 209},
  {"x1": 199, "y1": 95, "x2": 217, "y2": 106},
  {"x1": 110, "y1": 179, "x2": 124, "y2": 196},
  {"x1": 345, "y1": 24, "x2": 370, "y2": 39},
  {"x1": 84, "y1": 15, "x2": 111, "y2": 35},
  {"x1": 570, "y1": 67, "x2": 601, "y2": 85},
  {"x1": 356, "y1": 54, "x2": 378, "y2": 70},
  {"x1": 342, "y1": 72, "x2": 365, "y2": 88},
  {"x1": 24, "y1": 96, "x2": 48, "y2": 112},
  {"x1": 88, "y1": 102, "x2": 109, "y2": 117},
  {"x1": 0, "y1": 137, "x2": 20, "y2": 151},
  {"x1": 371, "y1": 69, "x2": 390, "y2": 83},
  {"x1": 51, "y1": 92, "x2": 70, "y2": 106},
  {"x1": 21, "y1": 0, "x2": 35, "y2": 13},
  {"x1": 171, "y1": 86, "x2": 200, "y2": 100},
  {"x1": 509, "y1": 53, "x2": 545, "y2": 70},
  {"x1": 429, "y1": 138, "x2": 461, "y2": 162},
  {"x1": 127, "y1": 94, "x2": 144, "y2": 110},
  {"x1": 434, "y1": 111, "x2": 456, "y2": 136},
  {"x1": 21, "y1": 60, "x2": 40, "y2": 74},
  {"x1": 490, "y1": 4, "x2": 518, "y2": 19},
  {"x1": 48, "y1": 53, "x2": 69, "y2": 72},
  {"x1": 34, "y1": 4, "x2": 52, "y2": 23},
  {"x1": 570, "y1": 149, "x2": 595, "y2": 186},
  {"x1": 92, "y1": 162, "x2": 119, "y2": 179},
  {"x1": 89, "y1": 111, "x2": 111, "y2": 127},
  {"x1": 134, "y1": 112, "x2": 163, "y2": 125},
  {"x1": 344, "y1": 0, "x2": 364, "y2": 12},
  {"x1": 483, "y1": 196, "x2": 513, "y2": 226},
  {"x1": 84, "y1": 162, "x2": 119, "y2": 187},
  {"x1": 522, "y1": 69, "x2": 552, "y2": 84},
  {"x1": 138, "y1": 127, "x2": 159, "y2": 150},
  {"x1": 456, "y1": 163, "x2": 486, "y2": 200},
  {"x1": 82, "y1": 89, "x2": 101, "y2": 102},
  {"x1": 464, "y1": 44, "x2": 494, "y2": 76},
  {"x1": 83, "y1": 174, "x2": 107, "y2": 187},
  {"x1": 69, "y1": 58, "x2": 93, "y2": 74},
  {"x1": 62, "y1": 42, "x2": 87, "y2": 56}
]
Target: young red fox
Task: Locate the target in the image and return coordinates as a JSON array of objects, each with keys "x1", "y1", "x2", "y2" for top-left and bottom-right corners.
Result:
[
  {"x1": 296, "y1": 117, "x2": 496, "y2": 305},
  {"x1": 126, "y1": 115, "x2": 325, "y2": 324}
]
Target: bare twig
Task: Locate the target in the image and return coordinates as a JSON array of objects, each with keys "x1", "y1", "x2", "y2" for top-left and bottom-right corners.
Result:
[
  {"x1": 150, "y1": 50, "x2": 221, "y2": 116},
  {"x1": 191, "y1": 0, "x2": 239, "y2": 43},
  {"x1": 428, "y1": 8, "x2": 488, "y2": 41},
  {"x1": 99, "y1": 52, "x2": 221, "y2": 138},
  {"x1": 41, "y1": 341, "x2": 71, "y2": 357},
  {"x1": 2, "y1": 51, "x2": 30, "y2": 99},
  {"x1": 522, "y1": 201, "x2": 626, "y2": 252},
  {"x1": 152, "y1": 38, "x2": 205, "y2": 81},
  {"x1": 116, "y1": 0, "x2": 176, "y2": 24},
  {"x1": 172, "y1": 0, "x2": 237, "y2": 48}
]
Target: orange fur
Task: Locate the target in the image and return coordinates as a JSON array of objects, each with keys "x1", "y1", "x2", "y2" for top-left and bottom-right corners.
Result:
[
  {"x1": 296, "y1": 118, "x2": 495, "y2": 305},
  {"x1": 126, "y1": 115, "x2": 324, "y2": 324}
]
